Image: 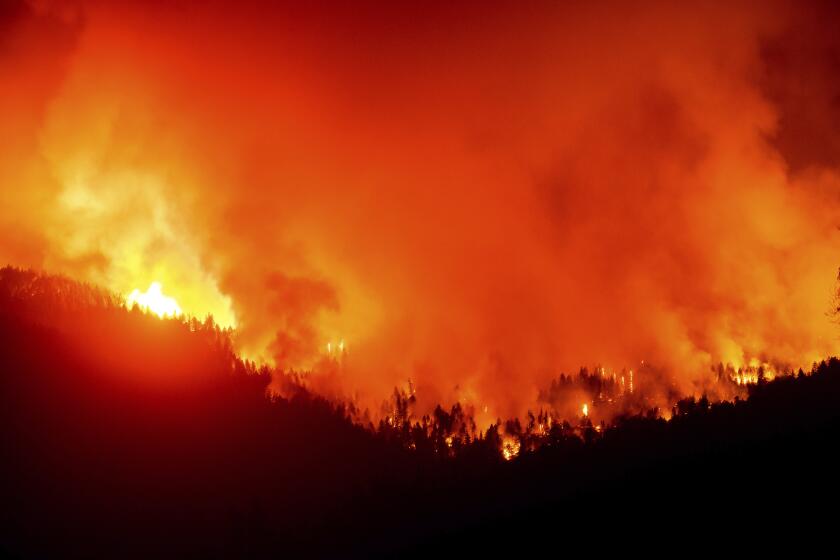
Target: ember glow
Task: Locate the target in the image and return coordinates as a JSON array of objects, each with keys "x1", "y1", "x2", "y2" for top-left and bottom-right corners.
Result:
[
  {"x1": 502, "y1": 436, "x2": 521, "y2": 461},
  {"x1": 2, "y1": 0, "x2": 840, "y2": 424}
]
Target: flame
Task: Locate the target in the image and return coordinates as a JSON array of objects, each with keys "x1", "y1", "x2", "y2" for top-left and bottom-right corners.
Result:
[
  {"x1": 727, "y1": 360, "x2": 778, "y2": 386},
  {"x1": 326, "y1": 339, "x2": 347, "y2": 355},
  {"x1": 501, "y1": 436, "x2": 520, "y2": 461},
  {"x1": 582, "y1": 403, "x2": 589, "y2": 417},
  {"x1": 126, "y1": 282, "x2": 182, "y2": 318}
]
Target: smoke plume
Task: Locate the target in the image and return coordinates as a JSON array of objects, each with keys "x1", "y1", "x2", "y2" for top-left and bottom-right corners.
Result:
[{"x1": 2, "y1": 0, "x2": 840, "y2": 420}]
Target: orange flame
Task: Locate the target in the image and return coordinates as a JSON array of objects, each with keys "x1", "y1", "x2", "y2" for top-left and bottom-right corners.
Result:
[{"x1": 127, "y1": 282, "x2": 182, "y2": 319}]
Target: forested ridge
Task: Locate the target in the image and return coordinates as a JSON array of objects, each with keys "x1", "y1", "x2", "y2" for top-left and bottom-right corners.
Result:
[{"x1": 1, "y1": 267, "x2": 837, "y2": 558}]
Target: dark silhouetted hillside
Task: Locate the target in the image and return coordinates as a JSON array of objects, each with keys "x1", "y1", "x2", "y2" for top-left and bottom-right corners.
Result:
[{"x1": 1, "y1": 267, "x2": 838, "y2": 558}]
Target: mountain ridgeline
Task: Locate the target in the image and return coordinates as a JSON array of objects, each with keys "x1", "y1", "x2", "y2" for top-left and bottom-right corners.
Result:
[{"x1": 1, "y1": 267, "x2": 838, "y2": 557}]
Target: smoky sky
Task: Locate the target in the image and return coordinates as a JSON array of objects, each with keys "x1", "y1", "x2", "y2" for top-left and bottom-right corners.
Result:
[{"x1": 2, "y1": 0, "x2": 840, "y2": 420}]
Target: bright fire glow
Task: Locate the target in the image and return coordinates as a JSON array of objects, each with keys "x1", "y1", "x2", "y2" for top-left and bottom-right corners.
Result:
[
  {"x1": 582, "y1": 403, "x2": 589, "y2": 417},
  {"x1": 501, "y1": 436, "x2": 520, "y2": 461},
  {"x1": 326, "y1": 339, "x2": 346, "y2": 355},
  {"x1": 127, "y1": 282, "x2": 182, "y2": 318},
  {"x1": 1, "y1": 0, "x2": 839, "y2": 431}
]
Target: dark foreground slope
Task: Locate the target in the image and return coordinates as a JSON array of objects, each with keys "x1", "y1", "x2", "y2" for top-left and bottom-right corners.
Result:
[{"x1": 1, "y1": 268, "x2": 839, "y2": 558}]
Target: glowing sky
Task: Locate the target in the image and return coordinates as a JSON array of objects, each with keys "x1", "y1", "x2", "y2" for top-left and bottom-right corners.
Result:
[{"x1": 2, "y1": 0, "x2": 840, "y2": 419}]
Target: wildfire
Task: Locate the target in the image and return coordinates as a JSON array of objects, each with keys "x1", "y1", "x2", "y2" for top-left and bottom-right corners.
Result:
[
  {"x1": 126, "y1": 282, "x2": 182, "y2": 319},
  {"x1": 728, "y1": 360, "x2": 778, "y2": 386},
  {"x1": 733, "y1": 372, "x2": 759, "y2": 385},
  {"x1": 326, "y1": 339, "x2": 346, "y2": 355},
  {"x1": 501, "y1": 436, "x2": 520, "y2": 461}
]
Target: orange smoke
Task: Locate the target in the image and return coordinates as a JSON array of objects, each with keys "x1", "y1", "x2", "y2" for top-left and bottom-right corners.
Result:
[{"x1": 2, "y1": 0, "x2": 840, "y2": 421}]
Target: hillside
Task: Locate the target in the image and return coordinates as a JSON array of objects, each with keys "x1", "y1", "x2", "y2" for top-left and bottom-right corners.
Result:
[{"x1": 1, "y1": 268, "x2": 838, "y2": 557}]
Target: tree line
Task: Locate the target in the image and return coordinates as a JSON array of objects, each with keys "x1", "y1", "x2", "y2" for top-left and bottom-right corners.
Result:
[{"x1": 2, "y1": 266, "x2": 838, "y2": 558}]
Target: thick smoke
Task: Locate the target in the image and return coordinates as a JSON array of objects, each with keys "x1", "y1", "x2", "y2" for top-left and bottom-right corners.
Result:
[{"x1": 2, "y1": 0, "x2": 840, "y2": 421}]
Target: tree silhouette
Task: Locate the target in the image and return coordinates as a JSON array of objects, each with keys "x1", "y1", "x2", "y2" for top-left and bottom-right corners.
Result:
[{"x1": 2, "y1": 267, "x2": 840, "y2": 557}]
